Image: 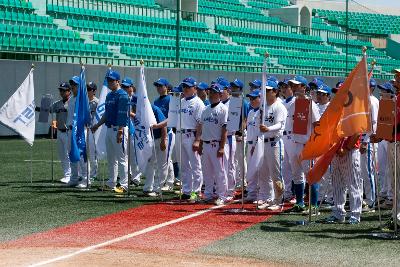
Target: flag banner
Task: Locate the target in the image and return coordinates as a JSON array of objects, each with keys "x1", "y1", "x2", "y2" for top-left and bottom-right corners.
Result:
[
  {"x1": 167, "y1": 93, "x2": 180, "y2": 128},
  {"x1": 293, "y1": 98, "x2": 310, "y2": 135},
  {"x1": 38, "y1": 94, "x2": 52, "y2": 123},
  {"x1": 69, "y1": 66, "x2": 91, "y2": 163},
  {"x1": 376, "y1": 99, "x2": 395, "y2": 141},
  {"x1": 300, "y1": 56, "x2": 370, "y2": 160},
  {"x1": 0, "y1": 69, "x2": 35, "y2": 146},
  {"x1": 226, "y1": 96, "x2": 242, "y2": 132},
  {"x1": 94, "y1": 71, "x2": 111, "y2": 160},
  {"x1": 134, "y1": 65, "x2": 157, "y2": 172},
  {"x1": 306, "y1": 140, "x2": 343, "y2": 185}
]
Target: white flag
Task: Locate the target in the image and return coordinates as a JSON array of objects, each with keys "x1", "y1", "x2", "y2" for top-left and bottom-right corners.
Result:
[
  {"x1": 94, "y1": 80, "x2": 110, "y2": 160},
  {"x1": 134, "y1": 65, "x2": 157, "y2": 172},
  {"x1": 0, "y1": 69, "x2": 35, "y2": 146}
]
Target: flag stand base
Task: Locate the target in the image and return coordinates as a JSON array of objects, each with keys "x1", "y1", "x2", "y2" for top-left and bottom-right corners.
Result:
[{"x1": 369, "y1": 232, "x2": 399, "y2": 240}]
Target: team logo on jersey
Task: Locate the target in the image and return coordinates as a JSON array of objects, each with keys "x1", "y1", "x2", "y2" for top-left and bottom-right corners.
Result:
[{"x1": 204, "y1": 116, "x2": 219, "y2": 124}]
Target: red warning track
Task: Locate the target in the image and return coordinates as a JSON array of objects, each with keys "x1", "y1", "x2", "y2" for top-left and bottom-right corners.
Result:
[{"x1": 2, "y1": 202, "x2": 287, "y2": 253}]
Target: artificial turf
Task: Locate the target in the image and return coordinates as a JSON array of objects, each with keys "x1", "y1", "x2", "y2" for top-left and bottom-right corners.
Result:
[
  {"x1": 200, "y1": 209, "x2": 400, "y2": 266},
  {"x1": 0, "y1": 138, "x2": 174, "y2": 242}
]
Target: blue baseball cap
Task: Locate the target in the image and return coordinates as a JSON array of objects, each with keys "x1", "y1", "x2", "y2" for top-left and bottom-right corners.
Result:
[
  {"x1": 309, "y1": 77, "x2": 324, "y2": 88},
  {"x1": 317, "y1": 84, "x2": 332, "y2": 95},
  {"x1": 267, "y1": 76, "x2": 278, "y2": 83},
  {"x1": 121, "y1": 77, "x2": 134, "y2": 87},
  {"x1": 87, "y1": 81, "x2": 97, "y2": 91},
  {"x1": 215, "y1": 77, "x2": 230, "y2": 89},
  {"x1": 58, "y1": 82, "x2": 71, "y2": 90},
  {"x1": 197, "y1": 82, "x2": 209, "y2": 91},
  {"x1": 249, "y1": 79, "x2": 262, "y2": 88},
  {"x1": 230, "y1": 79, "x2": 244, "y2": 89},
  {"x1": 332, "y1": 80, "x2": 344, "y2": 93},
  {"x1": 172, "y1": 85, "x2": 183, "y2": 93},
  {"x1": 266, "y1": 80, "x2": 278, "y2": 90},
  {"x1": 289, "y1": 75, "x2": 308, "y2": 86},
  {"x1": 106, "y1": 70, "x2": 121, "y2": 81},
  {"x1": 378, "y1": 82, "x2": 394, "y2": 94},
  {"x1": 69, "y1": 76, "x2": 80, "y2": 85},
  {"x1": 246, "y1": 89, "x2": 261, "y2": 98},
  {"x1": 369, "y1": 78, "x2": 377, "y2": 88},
  {"x1": 209, "y1": 83, "x2": 224, "y2": 93},
  {"x1": 181, "y1": 77, "x2": 197, "y2": 87},
  {"x1": 278, "y1": 78, "x2": 291, "y2": 86},
  {"x1": 153, "y1": 78, "x2": 169, "y2": 87}
]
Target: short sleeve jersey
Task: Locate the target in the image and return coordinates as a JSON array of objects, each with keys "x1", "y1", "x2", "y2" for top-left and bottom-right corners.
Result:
[{"x1": 200, "y1": 102, "x2": 228, "y2": 141}]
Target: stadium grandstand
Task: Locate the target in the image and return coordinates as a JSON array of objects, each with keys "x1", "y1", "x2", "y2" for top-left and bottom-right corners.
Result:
[{"x1": 0, "y1": 0, "x2": 399, "y2": 80}]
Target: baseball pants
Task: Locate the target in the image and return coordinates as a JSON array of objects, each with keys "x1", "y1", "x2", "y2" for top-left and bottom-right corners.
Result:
[
  {"x1": 202, "y1": 141, "x2": 228, "y2": 200},
  {"x1": 105, "y1": 126, "x2": 128, "y2": 189},
  {"x1": 331, "y1": 149, "x2": 362, "y2": 221},
  {"x1": 387, "y1": 141, "x2": 400, "y2": 225},
  {"x1": 181, "y1": 132, "x2": 203, "y2": 194},
  {"x1": 143, "y1": 137, "x2": 169, "y2": 193},
  {"x1": 226, "y1": 135, "x2": 237, "y2": 197},
  {"x1": 361, "y1": 143, "x2": 377, "y2": 207},
  {"x1": 57, "y1": 130, "x2": 71, "y2": 179},
  {"x1": 282, "y1": 135, "x2": 294, "y2": 199}
]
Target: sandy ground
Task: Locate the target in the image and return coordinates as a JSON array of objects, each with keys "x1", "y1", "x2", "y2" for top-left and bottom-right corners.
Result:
[{"x1": 0, "y1": 247, "x2": 287, "y2": 267}]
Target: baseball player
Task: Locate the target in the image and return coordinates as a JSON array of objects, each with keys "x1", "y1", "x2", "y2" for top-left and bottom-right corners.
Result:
[
  {"x1": 249, "y1": 79, "x2": 262, "y2": 91},
  {"x1": 286, "y1": 76, "x2": 321, "y2": 213},
  {"x1": 178, "y1": 77, "x2": 205, "y2": 201},
  {"x1": 278, "y1": 78, "x2": 295, "y2": 203},
  {"x1": 87, "y1": 82, "x2": 99, "y2": 181},
  {"x1": 66, "y1": 76, "x2": 88, "y2": 188},
  {"x1": 360, "y1": 78, "x2": 379, "y2": 212},
  {"x1": 230, "y1": 79, "x2": 249, "y2": 190},
  {"x1": 35, "y1": 82, "x2": 72, "y2": 183},
  {"x1": 197, "y1": 82, "x2": 210, "y2": 106},
  {"x1": 91, "y1": 70, "x2": 129, "y2": 193},
  {"x1": 199, "y1": 83, "x2": 229, "y2": 205},
  {"x1": 120, "y1": 77, "x2": 142, "y2": 186},
  {"x1": 244, "y1": 89, "x2": 261, "y2": 203},
  {"x1": 218, "y1": 77, "x2": 237, "y2": 200},
  {"x1": 258, "y1": 80, "x2": 287, "y2": 210},
  {"x1": 315, "y1": 84, "x2": 333, "y2": 207},
  {"x1": 153, "y1": 78, "x2": 176, "y2": 191},
  {"x1": 384, "y1": 69, "x2": 400, "y2": 230}
]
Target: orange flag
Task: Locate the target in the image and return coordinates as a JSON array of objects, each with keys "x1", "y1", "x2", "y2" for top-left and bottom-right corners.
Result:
[
  {"x1": 300, "y1": 56, "x2": 371, "y2": 160},
  {"x1": 306, "y1": 139, "x2": 344, "y2": 185}
]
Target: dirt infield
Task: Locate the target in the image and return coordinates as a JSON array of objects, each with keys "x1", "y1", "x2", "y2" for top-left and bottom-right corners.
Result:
[
  {"x1": 0, "y1": 202, "x2": 289, "y2": 266},
  {"x1": 0, "y1": 248, "x2": 286, "y2": 267}
]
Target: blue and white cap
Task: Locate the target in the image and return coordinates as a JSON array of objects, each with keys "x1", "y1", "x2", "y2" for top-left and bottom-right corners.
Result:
[
  {"x1": 278, "y1": 77, "x2": 291, "y2": 86},
  {"x1": 153, "y1": 78, "x2": 169, "y2": 87},
  {"x1": 121, "y1": 77, "x2": 134, "y2": 87},
  {"x1": 197, "y1": 82, "x2": 209, "y2": 91},
  {"x1": 106, "y1": 70, "x2": 121, "y2": 81},
  {"x1": 230, "y1": 79, "x2": 244, "y2": 89},
  {"x1": 265, "y1": 80, "x2": 278, "y2": 90},
  {"x1": 215, "y1": 77, "x2": 230, "y2": 89},
  {"x1": 378, "y1": 82, "x2": 394, "y2": 94},
  {"x1": 58, "y1": 82, "x2": 71, "y2": 90},
  {"x1": 246, "y1": 89, "x2": 261, "y2": 98},
  {"x1": 69, "y1": 76, "x2": 80, "y2": 85},
  {"x1": 249, "y1": 79, "x2": 262, "y2": 88},
  {"x1": 289, "y1": 75, "x2": 308, "y2": 86},
  {"x1": 209, "y1": 83, "x2": 224, "y2": 93},
  {"x1": 181, "y1": 77, "x2": 197, "y2": 87},
  {"x1": 369, "y1": 78, "x2": 377, "y2": 88},
  {"x1": 317, "y1": 84, "x2": 332, "y2": 95}
]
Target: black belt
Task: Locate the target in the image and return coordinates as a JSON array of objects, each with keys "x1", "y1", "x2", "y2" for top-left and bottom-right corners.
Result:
[
  {"x1": 283, "y1": 131, "x2": 291, "y2": 135},
  {"x1": 203, "y1": 140, "x2": 220, "y2": 144},
  {"x1": 247, "y1": 141, "x2": 254, "y2": 145},
  {"x1": 58, "y1": 129, "x2": 68, "y2": 133},
  {"x1": 179, "y1": 129, "x2": 196, "y2": 133},
  {"x1": 264, "y1": 137, "x2": 276, "y2": 143}
]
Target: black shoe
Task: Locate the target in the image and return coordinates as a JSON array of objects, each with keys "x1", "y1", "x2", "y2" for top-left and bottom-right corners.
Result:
[
  {"x1": 181, "y1": 194, "x2": 191, "y2": 200},
  {"x1": 130, "y1": 179, "x2": 140, "y2": 186}
]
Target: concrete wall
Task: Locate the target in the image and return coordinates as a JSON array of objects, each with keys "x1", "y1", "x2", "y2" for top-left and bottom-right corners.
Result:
[
  {"x1": 386, "y1": 38, "x2": 400, "y2": 60},
  {"x1": 0, "y1": 60, "x2": 382, "y2": 137}
]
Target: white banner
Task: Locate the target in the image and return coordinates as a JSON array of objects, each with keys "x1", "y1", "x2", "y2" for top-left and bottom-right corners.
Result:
[
  {"x1": 0, "y1": 69, "x2": 35, "y2": 145},
  {"x1": 134, "y1": 65, "x2": 157, "y2": 172},
  {"x1": 227, "y1": 96, "x2": 242, "y2": 133},
  {"x1": 167, "y1": 93, "x2": 180, "y2": 129},
  {"x1": 94, "y1": 82, "x2": 110, "y2": 160}
]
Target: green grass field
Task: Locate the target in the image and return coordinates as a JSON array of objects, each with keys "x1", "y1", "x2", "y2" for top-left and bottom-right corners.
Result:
[{"x1": 1, "y1": 138, "x2": 399, "y2": 266}]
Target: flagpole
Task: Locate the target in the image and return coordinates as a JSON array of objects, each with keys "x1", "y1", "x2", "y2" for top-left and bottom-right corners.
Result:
[
  {"x1": 256, "y1": 51, "x2": 268, "y2": 210},
  {"x1": 30, "y1": 63, "x2": 35, "y2": 185},
  {"x1": 50, "y1": 97, "x2": 55, "y2": 185},
  {"x1": 178, "y1": 91, "x2": 183, "y2": 203},
  {"x1": 127, "y1": 100, "x2": 132, "y2": 198},
  {"x1": 241, "y1": 92, "x2": 246, "y2": 210}
]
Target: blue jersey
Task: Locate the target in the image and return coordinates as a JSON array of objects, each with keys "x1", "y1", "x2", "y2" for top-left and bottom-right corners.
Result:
[
  {"x1": 151, "y1": 104, "x2": 166, "y2": 139},
  {"x1": 203, "y1": 99, "x2": 211, "y2": 106},
  {"x1": 243, "y1": 100, "x2": 250, "y2": 118},
  {"x1": 104, "y1": 88, "x2": 129, "y2": 127},
  {"x1": 154, "y1": 95, "x2": 170, "y2": 118}
]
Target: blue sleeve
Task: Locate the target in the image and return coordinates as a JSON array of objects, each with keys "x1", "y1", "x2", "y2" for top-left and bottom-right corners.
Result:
[
  {"x1": 152, "y1": 105, "x2": 166, "y2": 123},
  {"x1": 116, "y1": 92, "x2": 129, "y2": 127},
  {"x1": 243, "y1": 100, "x2": 250, "y2": 118}
]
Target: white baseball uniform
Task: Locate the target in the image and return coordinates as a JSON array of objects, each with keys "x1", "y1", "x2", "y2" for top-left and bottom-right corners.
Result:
[
  {"x1": 179, "y1": 95, "x2": 205, "y2": 195},
  {"x1": 200, "y1": 102, "x2": 229, "y2": 201},
  {"x1": 378, "y1": 140, "x2": 391, "y2": 199},
  {"x1": 245, "y1": 108, "x2": 261, "y2": 201},
  {"x1": 281, "y1": 96, "x2": 295, "y2": 199},
  {"x1": 387, "y1": 141, "x2": 400, "y2": 225},
  {"x1": 331, "y1": 144, "x2": 363, "y2": 221},
  {"x1": 258, "y1": 100, "x2": 286, "y2": 202},
  {"x1": 88, "y1": 97, "x2": 99, "y2": 179},
  {"x1": 360, "y1": 95, "x2": 379, "y2": 207}
]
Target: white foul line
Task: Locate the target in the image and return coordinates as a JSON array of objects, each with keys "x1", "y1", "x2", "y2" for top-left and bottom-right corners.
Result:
[{"x1": 28, "y1": 204, "x2": 225, "y2": 267}]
